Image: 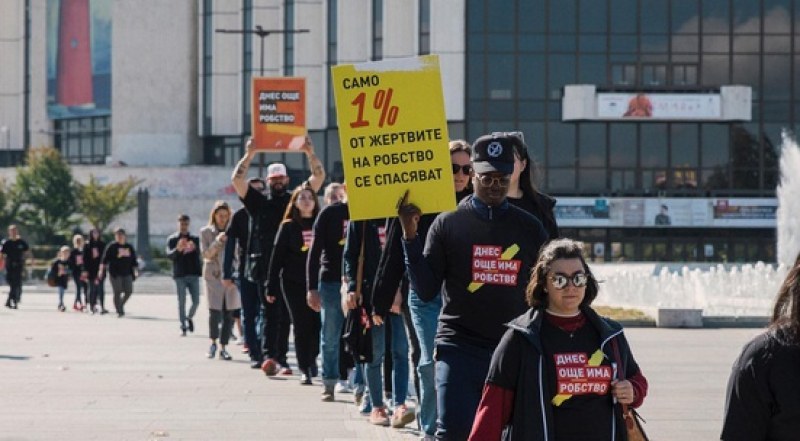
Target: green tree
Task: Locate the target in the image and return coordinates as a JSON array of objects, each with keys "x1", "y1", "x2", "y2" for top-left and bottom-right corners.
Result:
[
  {"x1": 76, "y1": 174, "x2": 142, "y2": 233},
  {"x1": 0, "y1": 177, "x2": 21, "y2": 231},
  {"x1": 14, "y1": 147, "x2": 78, "y2": 243}
]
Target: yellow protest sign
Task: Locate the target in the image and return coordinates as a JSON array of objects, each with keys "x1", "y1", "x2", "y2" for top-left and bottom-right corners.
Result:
[{"x1": 331, "y1": 55, "x2": 456, "y2": 221}]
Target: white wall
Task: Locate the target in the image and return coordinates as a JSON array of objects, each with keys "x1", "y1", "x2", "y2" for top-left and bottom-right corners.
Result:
[{"x1": 111, "y1": 0, "x2": 200, "y2": 166}]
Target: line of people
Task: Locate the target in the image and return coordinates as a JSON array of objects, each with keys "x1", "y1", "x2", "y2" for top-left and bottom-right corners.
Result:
[{"x1": 209, "y1": 132, "x2": 649, "y2": 441}]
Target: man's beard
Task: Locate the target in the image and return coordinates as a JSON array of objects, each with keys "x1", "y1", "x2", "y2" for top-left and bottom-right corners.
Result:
[{"x1": 270, "y1": 183, "x2": 286, "y2": 197}]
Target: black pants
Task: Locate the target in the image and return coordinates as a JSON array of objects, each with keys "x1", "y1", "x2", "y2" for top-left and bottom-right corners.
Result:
[
  {"x1": 88, "y1": 278, "x2": 105, "y2": 309},
  {"x1": 281, "y1": 280, "x2": 321, "y2": 373},
  {"x1": 209, "y1": 308, "x2": 233, "y2": 345},
  {"x1": 6, "y1": 270, "x2": 22, "y2": 305},
  {"x1": 72, "y1": 274, "x2": 87, "y2": 305},
  {"x1": 403, "y1": 303, "x2": 422, "y2": 400},
  {"x1": 261, "y1": 283, "x2": 290, "y2": 366}
]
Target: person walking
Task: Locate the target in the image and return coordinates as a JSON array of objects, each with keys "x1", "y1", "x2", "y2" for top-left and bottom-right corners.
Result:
[
  {"x1": 307, "y1": 182, "x2": 350, "y2": 401},
  {"x1": 1, "y1": 225, "x2": 30, "y2": 309},
  {"x1": 267, "y1": 185, "x2": 321, "y2": 384},
  {"x1": 68, "y1": 234, "x2": 88, "y2": 311},
  {"x1": 721, "y1": 258, "x2": 800, "y2": 441},
  {"x1": 51, "y1": 246, "x2": 71, "y2": 312},
  {"x1": 372, "y1": 140, "x2": 474, "y2": 435},
  {"x1": 230, "y1": 136, "x2": 324, "y2": 376},
  {"x1": 469, "y1": 238, "x2": 648, "y2": 440},
  {"x1": 99, "y1": 228, "x2": 138, "y2": 317},
  {"x1": 224, "y1": 178, "x2": 267, "y2": 369},
  {"x1": 166, "y1": 214, "x2": 202, "y2": 336},
  {"x1": 83, "y1": 228, "x2": 108, "y2": 314},
  {"x1": 200, "y1": 201, "x2": 240, "y2": 361},
  {"x1": 398, "y1": 133, "x2": 549, "y2": 439}
]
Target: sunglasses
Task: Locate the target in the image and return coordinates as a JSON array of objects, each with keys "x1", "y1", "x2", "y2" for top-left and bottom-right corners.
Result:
[
  {"x1": 549, "y1": 272, "x2": 589, "y2": 290},
  {"x1": 452, "y1": 164, "x2": 472, "y2": 175},
  {"x1": 475, "y1": 174, "x2": 511, "y2": 188}
]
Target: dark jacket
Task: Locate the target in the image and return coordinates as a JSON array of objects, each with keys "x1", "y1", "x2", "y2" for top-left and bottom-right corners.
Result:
[
  {"x1": 721, "y1": 327, "x2": 800, "y2": 441},
  {"x1": 224, "y1": 207, "x2": 249, "y2": 280},
  {"x1": 343, "y1": 218, "x2": 387, "y2": 307},
  {"x1": 473, "y1": 307, "x2": 647, "y2": 441}
]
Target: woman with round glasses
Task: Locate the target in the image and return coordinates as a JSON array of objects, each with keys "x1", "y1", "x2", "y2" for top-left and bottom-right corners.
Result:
[{"x1": 470, "y1": 238, "x2": 648, "y2": 441}]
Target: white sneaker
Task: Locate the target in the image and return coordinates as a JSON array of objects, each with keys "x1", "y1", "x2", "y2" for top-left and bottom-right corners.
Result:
[{"x1": 335, "y1": 380, "x2": 353, "y2": 394}]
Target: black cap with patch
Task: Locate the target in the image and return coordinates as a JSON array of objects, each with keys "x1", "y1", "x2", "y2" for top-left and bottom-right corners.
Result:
[{"x1": 471, "y1": 134, "x2": 516, "y2": 175}]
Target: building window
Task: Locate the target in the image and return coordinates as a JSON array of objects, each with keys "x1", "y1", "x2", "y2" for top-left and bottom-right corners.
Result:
[
  {"x1": 284, "y1": 0, "x2": 295, "y2": 76},
  {"x1": 419, "y1": 0, "x2": 430, "y2": 55},
  {"x1": 54, "y1": 116, "x2": 111, "y2": 164},
  {"x1": 372, "y1": 0, "x2": 383, "y2": 60},
  {"x1": 327, "y1": 0, "x2": 338, "y2": 126}
]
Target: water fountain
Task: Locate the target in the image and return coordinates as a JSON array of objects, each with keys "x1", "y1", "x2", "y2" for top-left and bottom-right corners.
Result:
[{"x1": 593, "y1": 134, "x2": 800, "y2": 326}]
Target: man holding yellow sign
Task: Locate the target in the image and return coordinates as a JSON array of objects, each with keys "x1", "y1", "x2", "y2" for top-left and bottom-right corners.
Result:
[{"x1": 331, "y1": 55, "x2": 456, "y2": 221}]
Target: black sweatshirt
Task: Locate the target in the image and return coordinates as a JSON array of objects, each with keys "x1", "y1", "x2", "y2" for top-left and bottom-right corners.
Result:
[
  {"x1": 242, "y1": 186, "x2": 292, "y2": 272},
  {"x1": 507, "y1": 190, "x2": 560, "y2": 240},
  {"x1": 306, "y1": 202, "x2": 349, "y2": 290},
  {"x1": 50, "y1": 258, "x2": 70, "y2": 289},
  {"x1": 101, "y1": 242, "x2": 138, "y2": 278},
  {"x1": 68, "y1": 248, "x2": 84, "y2": 275},
  {"x1": 403, "y1": 195, "x2": 548, "y2": 349},
  {"x1": 83, "y1": 239, "x2": 106, "y2": 279},
  {"x1": 343, "y1": 218, "x2": 387, "y2": 306},
  {"x1": 224, "y1": 207, "x2": 250, "y2": 280},
  {"x1": 165, "y1": 232, "x2": 202, "y2": 277},
  {"x1": 267, "y1": 217, "x2": 315, "y2": 294}
]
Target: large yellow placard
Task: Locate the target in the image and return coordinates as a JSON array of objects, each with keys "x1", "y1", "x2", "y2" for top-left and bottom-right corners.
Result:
[{"x1": 331, "y1": 55, "x2": 456, "y2": 221}]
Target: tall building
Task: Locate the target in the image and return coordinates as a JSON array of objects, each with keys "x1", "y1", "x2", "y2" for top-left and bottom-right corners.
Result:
[{"x1": 0, "y1": 0, "x2": 789, "y2": 262}]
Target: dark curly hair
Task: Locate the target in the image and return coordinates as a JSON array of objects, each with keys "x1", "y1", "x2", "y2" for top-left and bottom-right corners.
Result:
[{"x1": 526, "y1": 238, "x2": 599, "y2": 308}]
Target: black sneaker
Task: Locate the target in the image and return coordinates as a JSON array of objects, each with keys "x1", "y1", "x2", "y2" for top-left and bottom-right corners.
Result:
[
  {"x1": 187, "y1": 318, "x2": 194, "y2": 333},
  {"x1": 180, "y1": 326, "x2": 187, "y2": 337},
  {"x1": 300, "y1": 374, "x2": 312, "y2": 385},
  {"x1": 250, "y1": 360, "x2": 263, "y2": 369},
  {"x1": 219, "y1": 349, "x2": 232, "y2": 361}
]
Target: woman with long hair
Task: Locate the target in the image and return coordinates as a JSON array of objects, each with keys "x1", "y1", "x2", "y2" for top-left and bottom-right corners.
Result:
[
  {"x1": 200, "y1": 200, "x2": 240, "y2": 361},
  {"x1": 721, "y1": 258, "x2": 800, "y2": 440},
  {"x1": 503, "y1": 132, "x2": 559, "y2": 239},
  {"x1": 83, "y1": 228, "x2": 107, "y2": 314},
  {"x1": 266, "y1": 185, "x2": 322, "y2": 384},
  {"x1": 470, "y1": 238, "x2": 648, "y2": 440}
]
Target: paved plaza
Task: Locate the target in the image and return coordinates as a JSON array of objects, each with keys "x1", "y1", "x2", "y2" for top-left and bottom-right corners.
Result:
[{"x1": 0, "y1": 274, "x2": 763, "y2": 440}]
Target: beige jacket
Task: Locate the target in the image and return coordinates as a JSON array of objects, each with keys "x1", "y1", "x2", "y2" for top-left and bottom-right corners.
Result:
[{"x1": 200, "y1": 225, "x2": 241, "y2": 311}]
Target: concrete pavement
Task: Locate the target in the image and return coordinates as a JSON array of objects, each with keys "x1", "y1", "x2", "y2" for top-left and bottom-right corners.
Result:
[{"x1": 0, "y1": 274, "x2": 763, "y2": 440}]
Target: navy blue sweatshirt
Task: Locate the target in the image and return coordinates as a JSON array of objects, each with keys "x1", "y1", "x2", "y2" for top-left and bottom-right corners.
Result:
[{"x1": 402, "y1": 195, "x2": 548, "y2": 349}]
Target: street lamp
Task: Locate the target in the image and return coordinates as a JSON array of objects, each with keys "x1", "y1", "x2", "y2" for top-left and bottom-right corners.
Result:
[{"x1": 215, "y1": 26, "x2": 310, "y2": 176}]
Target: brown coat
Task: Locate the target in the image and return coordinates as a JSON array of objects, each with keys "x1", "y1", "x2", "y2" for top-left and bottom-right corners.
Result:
[{"x1": 200, "y1": 225, "x2": 241, "y2": 311}]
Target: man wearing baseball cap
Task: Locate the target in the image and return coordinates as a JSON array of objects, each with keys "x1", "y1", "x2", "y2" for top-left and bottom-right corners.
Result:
[
  {"x1": 398, "y1": 133, "x2": 549, "y2": 439},
  {"x1": 231, "y1": 136, "x2": 325, "y2": 374}
]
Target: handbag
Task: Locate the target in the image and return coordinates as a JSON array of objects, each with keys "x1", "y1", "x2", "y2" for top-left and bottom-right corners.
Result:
[
  {"x1": 611, "y1": 338, "x2": 650, "y2": 441},
  {"x1": 341, "y1": 223, "x2": 373, "y2": 363},
  {"x1": 45, "y1": 265, "x2": 57, "y2": 288}
]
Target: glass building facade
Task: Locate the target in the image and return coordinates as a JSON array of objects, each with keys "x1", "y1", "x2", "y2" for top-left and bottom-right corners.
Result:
[{"x1": 465, "y1": 0, "x2": 792, "y2": 262}]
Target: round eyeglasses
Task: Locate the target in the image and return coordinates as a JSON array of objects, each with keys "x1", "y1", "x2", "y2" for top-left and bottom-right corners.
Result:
[{"x1": 548, "y1": 272, "x2": 589, "y2": 290}]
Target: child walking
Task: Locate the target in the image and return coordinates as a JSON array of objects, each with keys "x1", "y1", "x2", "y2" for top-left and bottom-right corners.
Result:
[{"x1": 51, "y1": 246, "x2": 71, "y2": 312}]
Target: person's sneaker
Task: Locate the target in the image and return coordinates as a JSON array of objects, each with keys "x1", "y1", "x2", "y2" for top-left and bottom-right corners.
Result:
[
  {"x1": 278, "y1": 366, "x2": 293, "y2": 376},
  {"x1": 100, "y1": 309, "x2": 109, "y2": 315},
  {"x1": 73, "y1": 303, "x2": 81, "y2": 311},
  {"x1": 58, "y1": 304, "x2": 66, "y2": 312},
  {"x1": 207, "y1": 343, "x2": 217, "y2": 359},
  {"x1": 354, "y1": 391, "x2": 364, "y2": 407},
  {"x1": 369, "y1": 407, "x2": 390, "y2": 426},
  {"x1": 219, "y1": 349, "x2": 232, "y2": 361},
  {"x1": 250, "y1": 360, "x2": 262, "y2": 369},
  {"x1": 358, "y1": 396, "x2": 372, "y2": 415},
  {"x1": 261, "y1": 358, "x2": 278, "y2": 376},
  {"x1": 391, "y1": 404, "x2": 416, "y2": 429},
  {"x1": 335, "y1": 380, "x2": 353, "y2": 394},
  {"x1": 321, "y1": 386, "x2": 335, "y2": 402},
  {"x1": 241, "y1": 344, "x2": 249, "y2": 354},
  {"x1": 180, "y1": 327, "x2": 187, "y2": 337},
  {"x1": 300, "y1": 373, "x2": 312, "y2": 385},
  {"x1": 187, "y1": 318, "x2": 194, "y2": 333}
]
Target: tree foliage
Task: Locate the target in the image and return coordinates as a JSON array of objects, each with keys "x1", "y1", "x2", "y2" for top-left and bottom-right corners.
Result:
[
  {"x1": 14, "y1": 147, "x2": 78, "y2": 242},
  {"x1": 76, "y1": 174, "x2": 142, "y2": 233},
  {"x1": 0, "y1": 177, "x2": 21, "y2": 231}
]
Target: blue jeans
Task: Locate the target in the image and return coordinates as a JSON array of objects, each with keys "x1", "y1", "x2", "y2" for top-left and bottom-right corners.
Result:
[
  {"x1": 239, "y1": 277, "x2": 263, "y2": 362},
  {"x1": 319, "y1": 281, "x2": 345, "y2": 387},
  {"x1": 365, "y1": 313, "x2": 409, "y2": 408},
  {"x1": 57, "y1": 286, "x2": 66, "y2": 306},
  {"x1": 435, "y1": 342, "x2": 493, "y2": 440},
  {"x1": 174, "y1": 276, "x2": 200, "y2": 329},
  {"x1": 409, "y1": 290, "x2": 442, "y2": 436}
]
